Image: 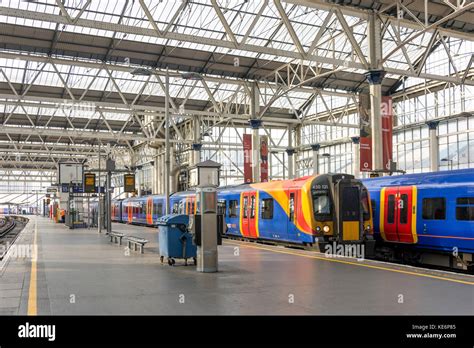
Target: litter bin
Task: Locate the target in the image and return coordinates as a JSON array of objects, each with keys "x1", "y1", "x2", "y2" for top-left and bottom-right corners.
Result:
[{"x1": 157, "y1": 214, "x2": 197, "y2": 266}]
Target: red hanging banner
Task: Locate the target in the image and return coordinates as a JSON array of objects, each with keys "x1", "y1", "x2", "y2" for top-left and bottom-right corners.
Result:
[
  {"x1": 381, "y1": 96, "x2": 393, "y2": 171},
  {"x1": 260, "y1": 135, "x2": 269, "y2": 182},
  {"x1": 359, "y1": 95, "x2": 372, "y2": 172},
  {"x1": 243, "y1": 134, "x2": 253, "y2": 183}
]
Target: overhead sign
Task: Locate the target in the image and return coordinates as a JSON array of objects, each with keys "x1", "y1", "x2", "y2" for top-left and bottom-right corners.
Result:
[
  {"x1": 243, "y1": 134, "x2": 252, "y2": 183},
  {"x1": 84, "y1": 173, "x2": 96, "y2": 193},
  {"x1": 124, "y1": 174, "x2": 136, "y2": 193},
  {"x1": 58, "y1": 162, "x2": 83, "y2": 185}
]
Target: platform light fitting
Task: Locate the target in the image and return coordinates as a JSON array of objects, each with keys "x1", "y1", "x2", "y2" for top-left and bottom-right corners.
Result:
[{"x1": 130, "y1": 68, "x2": 154, "y2": 76}]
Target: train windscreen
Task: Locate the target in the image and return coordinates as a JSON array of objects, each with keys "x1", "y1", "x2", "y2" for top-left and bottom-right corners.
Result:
[{"x1": 312, "y1": 176, "x2": 332, "y2": 221}]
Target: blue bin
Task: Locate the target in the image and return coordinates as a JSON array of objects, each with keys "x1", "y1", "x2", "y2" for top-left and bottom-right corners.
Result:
[{"x1": 157, "y1": 214, "x2": 196, "y2": 266}]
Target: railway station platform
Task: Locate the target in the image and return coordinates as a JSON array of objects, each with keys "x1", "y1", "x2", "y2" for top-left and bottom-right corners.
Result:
[{"x1": 1, "y1": 216, "x2": 473, "y2": 315}]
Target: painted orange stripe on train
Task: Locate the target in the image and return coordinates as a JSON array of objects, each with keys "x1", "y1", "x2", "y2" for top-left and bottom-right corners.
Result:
[{"x1": 250, "y1": 175, "x2": 317, "y2": 235}]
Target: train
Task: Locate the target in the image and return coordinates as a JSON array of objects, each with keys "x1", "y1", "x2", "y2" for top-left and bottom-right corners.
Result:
[
  {"x1": 362, "y1": 168, "x2": 474, "y2": 271},
  {"x1": 110, "y1": 173, "x2": 375, "y2": 256},
  {"x1": 101, "y1": 168, "x2": 474, "y2": 272}
]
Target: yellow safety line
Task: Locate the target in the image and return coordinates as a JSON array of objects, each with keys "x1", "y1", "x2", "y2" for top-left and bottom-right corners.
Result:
[
  {"x1": 27, "y1": 218, "x2": 38, "y2": 315},
  {"x1": 225, "y1": 240, "x2": 474, "y2": 286}
]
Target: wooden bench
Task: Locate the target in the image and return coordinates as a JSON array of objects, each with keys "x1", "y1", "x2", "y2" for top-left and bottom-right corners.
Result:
[
  {"x1": 109, "y1": 232, "x2": 125, "y2": 245},
  {"x1": 127, "y1": 236, "x2": 148, "y2": 254}
]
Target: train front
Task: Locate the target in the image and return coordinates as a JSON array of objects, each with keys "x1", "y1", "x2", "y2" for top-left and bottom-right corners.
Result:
[{"x1": 311, "y1": 174, "x2": 375, "y2": 258}]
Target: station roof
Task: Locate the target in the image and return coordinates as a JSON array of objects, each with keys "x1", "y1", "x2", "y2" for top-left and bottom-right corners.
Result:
[{"x1": 0, "y1": 0, "x2": 472, "y2": 171}]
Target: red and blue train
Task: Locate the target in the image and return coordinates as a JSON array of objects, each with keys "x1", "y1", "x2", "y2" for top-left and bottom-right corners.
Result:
[
  {"x1": 107, "y1": 169, "x2": 474, "y2": 271},
  {"x1": 111, "y1": 173, "x2": 375, "y2": 255},
  {"x1": 362, "y1": 168, "x2": 474, "y2": 271}
]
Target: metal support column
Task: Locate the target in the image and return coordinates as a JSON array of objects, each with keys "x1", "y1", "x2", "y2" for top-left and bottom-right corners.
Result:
[
  {"x1": 106, "y1": 169, "x2": 112, "y2": 234},
  {"x1": 427, "y1": 121, "x2": 440, "y2": 172},
  {"x1": 192, "y1": 116, "x2": 201, "y2": 166},
  {"x1": 192, "y1": 143, "x2": 202, "y2": 168},
  {"x1": 311, "y1": 144, "x2": 320, "y2": 175},
  {"x1": 351, "y1": 137, "x2": 361, "y2": 178},
  {"x1": 286, "y1": 148, "x2": 295, "y2": 179},
  {"x1": 365, "y1": 71, "x2": 385, "y2": 172},
  {"x1": 366, "y1": 11, "x2": 385, "y2": 173},
  {"x1": 249, "y1": 119, "x2": 262, "y2": 183},
  {"x1": 164, "y1": 68, "x2": 171, "y2": 214},
  {"x1": 250, "y1": 82, "x2": 261, "y2": 183},
  {"x1": 97, "y1": 141, "x2": 101, "y2": 233}
]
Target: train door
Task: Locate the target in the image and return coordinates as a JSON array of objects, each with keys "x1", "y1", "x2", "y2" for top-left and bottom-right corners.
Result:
[
  {"x1": 338, "y1": 184, "x2": 362, "y2": 242},
  {"x1": 397, "y1": 186, "x2": 417, "y2": 243},
  {"x1": 241, "y1": 192, "x2": 257, "y2": 238},
  {"x1": 146, "y1": 197, "x2": 153, "y2": 225},
  {"x1": 287, "y1": 189, "x2": 298, "y2": 240},
  {"x1": 381, "y1": 186, "x2": 417, "y2": 243},
  {"x1": 382, "y1": 187, "x2": 399, "y2": 242},
  {"x1": 127, "y1": 202, "x2": 133, "y2": 223}
]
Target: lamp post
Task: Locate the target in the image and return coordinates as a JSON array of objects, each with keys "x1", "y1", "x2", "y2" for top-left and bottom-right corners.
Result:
[
  {"x1": 31, "y1": 187, "x2": 46, "y2": 216},
  {"x1": 441, "y1": 158, "x2": 453, "y2": 170},
  {"x1": 130, "y1": 68, "x2": 205, "y2": 214}
]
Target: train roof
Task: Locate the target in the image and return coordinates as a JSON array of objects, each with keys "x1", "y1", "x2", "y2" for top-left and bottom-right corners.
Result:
[
  {"x1": 114, "y1": 173, "x2": 357, "y2": 201},
  {"x1": 362, "y1": 168, "x2": 474, "y2": 188}
]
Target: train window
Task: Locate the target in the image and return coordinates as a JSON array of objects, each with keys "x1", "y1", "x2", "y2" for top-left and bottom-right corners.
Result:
[
  {"x1": 371, "y1": 199, "x2": 376, "y2": 218},
  {"x1": 250, "y1": 196, "x2": 256, "y2": 218},
  {"x1": 243, "y1": 197, "x2": 248, "y2": 218},
  {"x1": 456, "y1": 197, "x2": 474, "y2": 221},
  {"x1": 261, "y1": 199, "x2": 274, "y2": 219},
  {"x1": 289, "y1": 193, "x2": 295, "y2": 221},
  {"x1": 217, "y1": 200, "x2": 226, "y2": 216},
  {"x1": 178, "y1": 200, "x2": 185, "y2": 214},
  {"x1": 399, "y1": 194, "x2": 408, "y2": 224},
  {"x1": 172, "y1": 202, "x2": 179, "y2": 214},
  {"x1": 155, "y1": 203, "x2": 163, "y2": 217},
  {"x1": 387, "y1": 195, "x2": 395, "y2": 224},
  {"x1": 313, "y1": 194, "x2": 330, "y2": 215},
  {"x1": 228, "y1": 200, "x2": 238, "y2": 218},
  {"x1": 361, "y1": 189, "x2": 370, "y2": 221},
  {"x1": 422, "y1": 198, "x2": 446, "y2": 220}
]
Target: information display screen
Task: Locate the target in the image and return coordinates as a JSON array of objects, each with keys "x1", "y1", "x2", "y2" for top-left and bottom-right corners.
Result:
[
  {"x1": 124, "y1": 174, "x2": 136, "y2": 193},
  {"x1": 84, "y1": 173, "x2": 96, "y2": 193}
]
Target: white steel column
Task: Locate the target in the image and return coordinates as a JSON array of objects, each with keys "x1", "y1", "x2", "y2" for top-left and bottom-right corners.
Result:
[
  {"x1": 311, "y1": 144, "x2": 320, "y2": 175},
  {"x1": 427, "y1": 121, "x2": 440, "y2": 172},
  {"x1": 192, "y1": 115, "x2": 201, "y2": 166},
  {"x1": 164, "y1": 68, "x2": 170, "y2": 214},
  {"x1": 351, "y1": 137, "x2": 361, "y2": 178},
  {"x1": 287, "y1": 126, "x2": 295, "y2": 179},
  {"x1": 366, "y1": 11, "x2": 385, "y2": 172},
  {"x1": 250, "y1": 82, "x2": 261, "y2": 183}
]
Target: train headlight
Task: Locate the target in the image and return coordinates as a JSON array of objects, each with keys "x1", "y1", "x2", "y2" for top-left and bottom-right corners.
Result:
[
  {"x1": 323, "y1": 225, "x2": 330, "y2": 233},
  {"x1": 366, "y1": 225, "x2": 371, "y2": 230},
  {"x1": 316, "y1": 226, "x2": 321, "y2": 232}
]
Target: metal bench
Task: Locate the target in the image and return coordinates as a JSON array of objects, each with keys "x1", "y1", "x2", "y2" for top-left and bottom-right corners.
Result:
[
  {"x1": 127, "y1": 236, "x2": 148, "y2": 254},
  {"x1": 109, "y1": 232, "x2": 125, "y2": 245}
]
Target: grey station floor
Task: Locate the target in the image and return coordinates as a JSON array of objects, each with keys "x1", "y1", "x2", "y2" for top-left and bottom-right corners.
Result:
[{"x1": 1, "y1": 216, "x2": 473, "y2": 315}]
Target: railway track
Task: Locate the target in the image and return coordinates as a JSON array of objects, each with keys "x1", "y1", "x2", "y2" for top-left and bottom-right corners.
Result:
[{"x1": 0, "y1": 216, "x2": 28, "y2": 261}]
